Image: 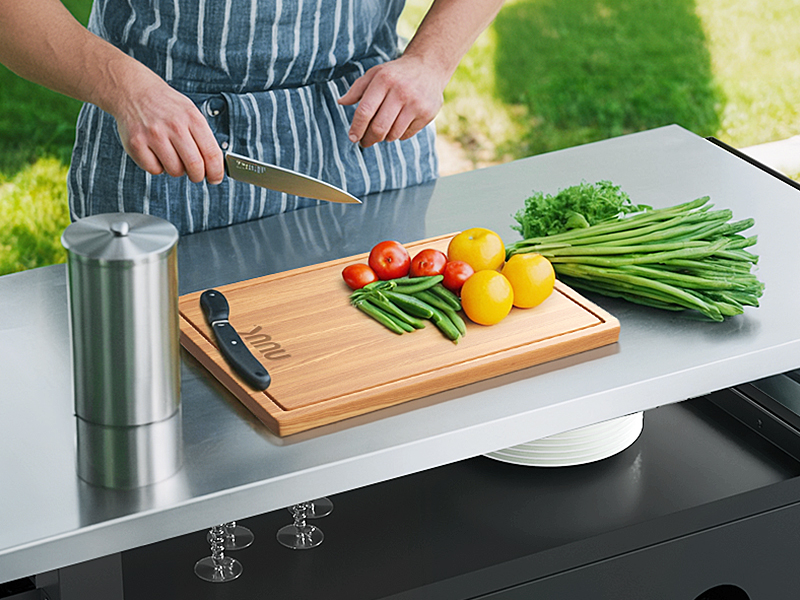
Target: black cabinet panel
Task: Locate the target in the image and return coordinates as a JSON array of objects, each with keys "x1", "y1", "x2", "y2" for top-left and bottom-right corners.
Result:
[
  {"x1": 121, "y1": 396, "x2": 800, "y2": 600},
  {"x1": 486, "y1": 501, "x2": 800, "y2": 599}
]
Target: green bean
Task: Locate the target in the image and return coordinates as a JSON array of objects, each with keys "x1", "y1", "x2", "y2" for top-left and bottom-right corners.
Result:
[
  {"x1": 506, "y1": 196, "x2": 713, "y2": 251},
  {"x1": 713, "y1": 248, "x2": 759, "y2": 263},
  {"x1": 615, "y1": 264, "x2": 756, "y2": 291},
  {"x1": 385, "y1": 275, "x2": 442, "y2": 287},
  {"x1": 350, "y1": 280, "x2": 391, "y2": 301},
  {"x1": 391, "y1": 275, "x2": 444, "y2": 295},
  {"x1": 364, "y1": 299, "x2": 415, "y2": 332},
  {"x1": 361, "y1": 280, "x2": 388, "y2": 292},
  {"x1": 382, "y1": 290, "x2": 435, "y2": 319},
  {"x1": 413, "y1": 289, "x2": 456, "y2": 313},
  {"x1": 442, "y1": 306, "x2": 467, "y2": 336},
  {"x1": 429, "y1": 283, "x2": 462, "y2": 311},
  {"x1": 353, "y1": 300, "x2": 407, "y2": 334},
  {"x1": 548, "y1": 238, "x2": 731, "y2": 267},
  {"x1": 428, "y1": 305, "x2": 461, "y2": 342},
  {"x1": 369, "y1": 293, "x2": 427, "y2": 329},
  {"x1": 555, "y1": 263, "x2": 723, "y2": 321},
  {"x1": 725, "y1": 235, "x2": 758, "y2": 250},
  {"x1": 546, "y1": 238, "x2": 724, "y2": 257},
  {"x1": 559, "y1": 276, "x2": 686, "y2": 312}
]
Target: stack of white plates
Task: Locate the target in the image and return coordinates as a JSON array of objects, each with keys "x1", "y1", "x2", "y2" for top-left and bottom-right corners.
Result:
[{"x1": 484, "y1": 412, "x2": 644, "y2": 467}]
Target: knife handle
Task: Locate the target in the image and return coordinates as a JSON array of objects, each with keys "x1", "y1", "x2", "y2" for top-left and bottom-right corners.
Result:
[
  {"x1": 213, "y1": 323, "x2": 272, "y2": 391},
  {"x1": 200, "y1": 289, "x2": 229, "y2": 323}
]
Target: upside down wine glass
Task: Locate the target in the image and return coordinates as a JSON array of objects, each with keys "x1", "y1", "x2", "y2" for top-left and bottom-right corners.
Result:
[
  {"x1": 206, "y1": 521, "x2": 254, "y2": 550},
  {"x1": 194, "y1": 524, "x2": 244, "y2": 583},
  {"x1": 307, "y1": 497, "x2": 333, "y2": 519},
  {"x1": 276, "y1": 501, "x2": 326, "y2": 549}
]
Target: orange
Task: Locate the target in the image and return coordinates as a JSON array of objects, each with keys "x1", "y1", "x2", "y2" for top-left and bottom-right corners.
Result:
[
  {"x1": 460, "y1": 270, "x2": 514, "y2": 326},
  {"x1": 447, "y1": 228, "x2": 505, "y2": 272},
  {"x1": 501, "y1": 253, "x2": 555, "y2": 308}
]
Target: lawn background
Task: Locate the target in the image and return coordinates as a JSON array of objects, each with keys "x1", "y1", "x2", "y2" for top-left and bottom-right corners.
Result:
[{"x1": 3, "y1": 0, "x2": 800, "y2": 274}]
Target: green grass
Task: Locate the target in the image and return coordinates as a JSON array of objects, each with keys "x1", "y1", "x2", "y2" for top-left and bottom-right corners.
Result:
[
  {"x1": 424, "y1": 0, "x2": 722, "y2": 159},
  {"x1": 492, "y1": 0, "x2": 721, "y2": 156},
  {"x1": 3, "y1": 0, "x2": 800, "y2": 274},
  {"x1": 0, "y1": 0, "x2": 88, "y2": 274},
  {"x1": 0, "y1": 158, "x2": 70, "y2": 274},
  {"x1": 0, "y1": 0, "x2": 91, "y2": 174},
  {"x1": 696, "y1": 0, "x2": 800, "y2": 146},
  {"x1": 407, "y1": 0, "x2": 800, "y2": 162}
]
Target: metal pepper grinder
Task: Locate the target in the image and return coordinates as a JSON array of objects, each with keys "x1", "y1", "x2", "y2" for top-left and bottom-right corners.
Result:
[{"x1": 61, "y1": 213, "x2": 182, "y2": 489}]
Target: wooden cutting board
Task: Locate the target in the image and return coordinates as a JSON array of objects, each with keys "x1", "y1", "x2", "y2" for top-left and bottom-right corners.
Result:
[{"x1": 179, "y1": 235, "x2": 620, "y2": 436}]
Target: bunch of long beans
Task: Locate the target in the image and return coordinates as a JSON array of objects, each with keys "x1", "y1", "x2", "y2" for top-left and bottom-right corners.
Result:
[{"x1": 505, "y1": 196, "x2": 764, "y2": 321}]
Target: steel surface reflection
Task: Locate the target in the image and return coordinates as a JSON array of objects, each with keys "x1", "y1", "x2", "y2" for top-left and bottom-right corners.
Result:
[{"x1": 177, "y1": 181, "x2": 436, "y2": 294}]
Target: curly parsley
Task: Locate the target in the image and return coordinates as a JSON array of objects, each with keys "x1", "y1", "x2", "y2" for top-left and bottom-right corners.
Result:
[{"x1": 511, "y1": 180, "x2": 650, "y2": 239}]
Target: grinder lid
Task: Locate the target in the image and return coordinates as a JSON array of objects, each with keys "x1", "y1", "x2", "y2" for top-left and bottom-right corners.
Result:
[{"x1": 61, "y1": 213, "x2": 179, "y2": 264}]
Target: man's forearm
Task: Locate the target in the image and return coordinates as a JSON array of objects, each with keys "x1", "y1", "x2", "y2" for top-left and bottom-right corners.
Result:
[
  {"x1": 0, "y1": 0, "x2": 155, "y2": 116},
  {"x1": 403, "y1": 0, "x2": 505, "y2": 80}
]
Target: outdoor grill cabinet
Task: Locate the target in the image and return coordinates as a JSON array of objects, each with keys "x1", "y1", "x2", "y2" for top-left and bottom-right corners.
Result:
[{"x1": 2, "y1": 126, "x2": 800, "y2": 599}]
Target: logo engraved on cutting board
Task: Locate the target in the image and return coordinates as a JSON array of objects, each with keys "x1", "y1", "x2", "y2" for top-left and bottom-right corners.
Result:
[{"x1": 243, "y1": 325, "x2": 291, "y2": 360}]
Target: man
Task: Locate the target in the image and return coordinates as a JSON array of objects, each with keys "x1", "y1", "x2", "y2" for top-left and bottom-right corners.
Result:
[{"x1": 0, "y1": 0, "x2": 503, "y2": 233}]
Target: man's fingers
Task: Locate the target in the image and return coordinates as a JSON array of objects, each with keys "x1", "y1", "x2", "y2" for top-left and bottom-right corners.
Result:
[
  {"x1": 398, "y1": 116, "x2": 429, "y2": 142},
  {"x1": 144, "y1": 132, "x2": 186, "y2": 179},
  {"x1": 199, "y1": 148, "x2": 225, "y2": 185},
  {"x1": 125, "y1": 140, "x2": 165, "y2": 177},
  {"x1": 338, "y1": 70, "x2": 373, "y2": 107},
  {"x1": 359, "y1": 94, "x2": 407, "y2": 147},
  {"x1": 182, "y1": 107, "x2": 224, "y2": 184},
  {"x1": 194, "y1": 132, "x2": 225, "y2": 185},
  {"x1": 385, "y1": 105, "x2": 417, "y2": 143},
  {"x1": 344, "y1": 74, "x2": 388, "y2": 143}
]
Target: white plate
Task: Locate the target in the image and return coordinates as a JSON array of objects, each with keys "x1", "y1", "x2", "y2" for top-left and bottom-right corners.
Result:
[
  {"x1": 512, "y1": 415, "x2": 643, "y2": 453},
  {"x1": 484, "y1": 412, "x2": 644, "y2": 467}
]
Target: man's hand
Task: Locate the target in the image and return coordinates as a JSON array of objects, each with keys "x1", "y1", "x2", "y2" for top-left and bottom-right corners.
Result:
[
  {"x1": 0, "y1": 0, "x2": 224, "y2": 184},
  {"x1": 337, "y1": 54, "x2": 447, "y2": 148},
  {"x1": 114, "y1": 76, "x2": 225, "y2": 184},
  {"x1": 338, "y1": 0, "x2": 504, "y2": 149}
]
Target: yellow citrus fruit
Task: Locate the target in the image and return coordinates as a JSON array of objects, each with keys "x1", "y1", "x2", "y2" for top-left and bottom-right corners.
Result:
[
  {"x1": 501, "y1": 253, "x2": 555, "y2": 308},
  {"x1": 460, "y1": 270, "x2": 514, "y2": 326},
  {"x1": 447, "y1": 228, "x2": 505, "y2": 272}
]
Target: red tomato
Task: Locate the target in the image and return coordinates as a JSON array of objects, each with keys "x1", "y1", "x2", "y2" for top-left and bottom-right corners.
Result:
[
  {"x1": 342, "y1": 263, "x2": 378, "y2": 290},
  {"x1": 410, "y1": 248, "x2": 448, "y2": 278},
  {"x1": 368, "y1": 241, "x2": 410, "y2": 280},
  {"x1": 442, "y1": 260, "x2": 475, "y2": 294}
]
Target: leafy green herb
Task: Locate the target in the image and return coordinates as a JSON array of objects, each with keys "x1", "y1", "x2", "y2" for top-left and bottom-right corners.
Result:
[{"x1": 511, "y1": 180, "x2": 650, "y2": 239}]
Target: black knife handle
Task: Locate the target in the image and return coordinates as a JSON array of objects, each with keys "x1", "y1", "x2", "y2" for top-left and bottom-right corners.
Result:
[
  {"x1": 213, "y1": 322, "x2": 272, "y2": 391},
  {"x1": 200, "y1": 289, "x2": 271, "y2": 391},
  {"x1": 200, "y1": 289, "x2": 230, "y2": 323}
]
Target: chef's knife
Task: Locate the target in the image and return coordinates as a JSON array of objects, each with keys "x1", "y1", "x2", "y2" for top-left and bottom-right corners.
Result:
[
  {"x1": 200, "y1": 289, "x2": 271, "y2": 391},
  {"x1": 225, "y1": 151, "x2": 361, "y2": 204}
]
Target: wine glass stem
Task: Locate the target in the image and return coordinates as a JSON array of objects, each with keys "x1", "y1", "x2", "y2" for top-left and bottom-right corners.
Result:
[
  {"x1": 223, "y1": 521, "x2": 237, "y2": 547},
  {"x1": 293, "y1": 502, "x2": 314, "y2": 544},
  {"x1": 210, "y1": 525, "x2": 230, "y2": 574},
  {"x1": 293, "y1": 502, "x2": 310, "y2": 529}
]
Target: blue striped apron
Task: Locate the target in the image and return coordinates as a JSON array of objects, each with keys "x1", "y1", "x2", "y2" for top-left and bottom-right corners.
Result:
[{"x1": 67, "y1": 0, "x2": 438, "y2": 235}]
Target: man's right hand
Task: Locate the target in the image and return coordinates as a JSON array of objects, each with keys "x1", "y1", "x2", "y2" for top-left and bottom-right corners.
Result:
[
  {"x1": 0, "y1": 0, "x2": 224, "y2": 185},
  {"x1": 113, "y1": 71, "x2": 225, "y2": 184}
]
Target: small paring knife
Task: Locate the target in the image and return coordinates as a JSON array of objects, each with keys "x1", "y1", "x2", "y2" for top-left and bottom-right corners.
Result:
[
  {"x1": 225, "y1": 151, "x2": 361, "y2": 204},
  {"x1": 200, "y1": 289, "x2": 272, "y2": 391}
]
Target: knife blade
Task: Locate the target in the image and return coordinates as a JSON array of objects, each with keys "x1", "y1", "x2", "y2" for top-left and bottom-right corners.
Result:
[
  {"x1": 224, "y1": 151, "x2": 361, "y2": 204},
  {"x1": 200, "y1": 289, "x2": 271, "y2": 391}
]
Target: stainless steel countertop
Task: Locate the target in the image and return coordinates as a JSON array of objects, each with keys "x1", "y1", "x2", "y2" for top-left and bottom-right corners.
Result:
[{"x1": 2, "y1": 125, "x2": 799, "y2": 582}]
